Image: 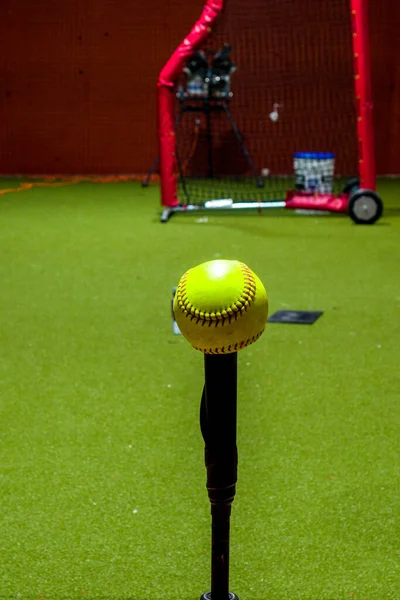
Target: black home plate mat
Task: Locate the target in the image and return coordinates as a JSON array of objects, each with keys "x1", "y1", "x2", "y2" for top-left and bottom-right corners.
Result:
[{"x1": 268, "y1": 310, "x2": 323, "y2": 324}]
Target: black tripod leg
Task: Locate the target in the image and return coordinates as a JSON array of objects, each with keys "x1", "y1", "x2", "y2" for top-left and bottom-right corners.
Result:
[
  {"x1": 222, "y1": 104, "x2": 264, "y2": 188},
  {"x1": 141, "y1": 156, "x2": 159, "y2": 187},
  {"x1": 206, "y1": 105, "x2": 214, "y2": 179}
]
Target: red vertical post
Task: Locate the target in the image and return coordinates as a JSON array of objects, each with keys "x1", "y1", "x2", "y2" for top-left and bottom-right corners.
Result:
[
  {"x1": 351, "y1": 0, "x2": 376, "y2": 190},
  {"x1": 158, "y1": 85, "x2": 179, "y2": 207},
  {"x1": 157, "y1": 0, "x2": 224, "y2": 208}
]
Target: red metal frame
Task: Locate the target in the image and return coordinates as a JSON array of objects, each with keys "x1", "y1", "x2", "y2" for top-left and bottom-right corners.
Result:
[
  {"x1": 158, "y1": 0, "x2": 376, "y2": 209},
  {"x1": 157, "y1": 0, "x2": 224, "y2": 208},
  {"x1": 283, "y1": 0, "x2": 376, "y2": 215},
  {"x1": 351, "y1": 0, "x2": 376, "y2": 190}
]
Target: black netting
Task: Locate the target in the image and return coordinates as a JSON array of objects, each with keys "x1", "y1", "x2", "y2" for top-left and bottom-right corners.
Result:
[{"x1": 175, "y1": 0, "x2": 357, "y2": 205}]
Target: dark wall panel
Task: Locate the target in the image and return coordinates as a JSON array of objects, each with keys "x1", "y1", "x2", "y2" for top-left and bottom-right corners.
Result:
[{"x1": 0, "y1": 0, "x2": 399, "y2": 175}]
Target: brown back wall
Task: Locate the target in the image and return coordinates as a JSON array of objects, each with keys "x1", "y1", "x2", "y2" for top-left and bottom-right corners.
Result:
[{"x1": 1, "y1": 0, "x2": 399, "y2": 175}]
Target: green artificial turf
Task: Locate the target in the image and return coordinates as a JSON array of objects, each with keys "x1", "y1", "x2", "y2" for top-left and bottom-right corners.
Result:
[{"x1": 0, "y1": 178, "x2": 399, "y2": 600}]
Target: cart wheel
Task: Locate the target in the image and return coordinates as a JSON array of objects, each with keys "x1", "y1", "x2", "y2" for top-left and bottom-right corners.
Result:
[
  {"x1": 342, "y1": 177, "x2": 360, "y2": 195},
  {"x1": 348, "y1": 189, "x2": 383, "y2": 224}
]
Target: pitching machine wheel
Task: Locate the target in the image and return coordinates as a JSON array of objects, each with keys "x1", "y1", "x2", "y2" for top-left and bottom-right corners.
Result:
[{"x1": 348, "y1": 189, "x2": 383, "y2": 225}]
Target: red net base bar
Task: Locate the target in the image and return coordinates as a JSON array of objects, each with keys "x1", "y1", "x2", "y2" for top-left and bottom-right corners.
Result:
[{"x1": 285, "y1": 190, "x2": 349, "y2": 213}]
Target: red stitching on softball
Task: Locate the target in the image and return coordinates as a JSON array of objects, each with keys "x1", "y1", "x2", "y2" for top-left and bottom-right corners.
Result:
[
  {"x1": 192, "y1": 328, "x2": 265, "y2": 354},
  {"x1": 176, "y1": 263, "x2": 256, "y2": 326}
]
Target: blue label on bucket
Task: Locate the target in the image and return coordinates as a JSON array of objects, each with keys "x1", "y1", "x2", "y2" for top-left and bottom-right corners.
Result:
[{"x1": 306, "y1": 178, "x2": 320, "y2": 191}]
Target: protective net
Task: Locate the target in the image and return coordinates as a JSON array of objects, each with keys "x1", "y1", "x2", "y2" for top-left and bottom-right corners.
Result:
[{"x1": 174, "y1": 0, "x2": 358, "y2": 205}]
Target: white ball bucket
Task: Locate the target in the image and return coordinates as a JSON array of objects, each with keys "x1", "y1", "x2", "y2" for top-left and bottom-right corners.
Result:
[{"x1": 294, "y1": 152, "x2": 335, "y2": 193}]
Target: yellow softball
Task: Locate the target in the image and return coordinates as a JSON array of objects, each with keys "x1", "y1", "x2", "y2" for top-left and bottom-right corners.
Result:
[{"x1": 173, "y1": 259, "x2": 268, "y2": 354}]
